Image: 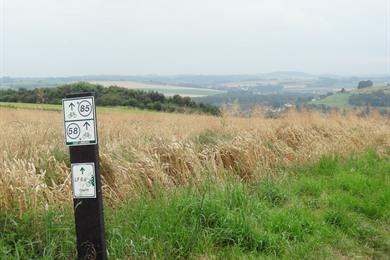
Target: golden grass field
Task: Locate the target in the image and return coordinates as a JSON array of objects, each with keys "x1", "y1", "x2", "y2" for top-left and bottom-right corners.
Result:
[{"x1": 0, "y1": 106, "x2": 389, "y2": 214}]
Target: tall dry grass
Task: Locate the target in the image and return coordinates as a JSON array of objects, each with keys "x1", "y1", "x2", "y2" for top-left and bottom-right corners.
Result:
[{"x1": 0, "y1": 107, "x2": 389, "y2": 213}]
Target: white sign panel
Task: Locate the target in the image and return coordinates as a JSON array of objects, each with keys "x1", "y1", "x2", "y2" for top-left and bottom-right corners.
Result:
[
  {"x1": 71, "y1": 163, "x2": 96, "y2": 198},
  {"x1": 62, "y1": 96, "x2": 97, "y2": 146}
]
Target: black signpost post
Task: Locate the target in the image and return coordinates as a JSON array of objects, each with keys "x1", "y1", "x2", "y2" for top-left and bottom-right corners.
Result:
[{"x1": 63, "y1": 92, "x2": 107, "y2": 260}]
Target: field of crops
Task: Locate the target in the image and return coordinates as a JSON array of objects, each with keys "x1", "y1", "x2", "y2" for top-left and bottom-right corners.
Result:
[
  {"x1": 0, "y1": 106, "x2": 389, "y2": 258},
  {"x1": 1, "y1": 106, "x2": 388, "y2": 210},
  {"x1": 89, "y1": 80, "x2": 225, "y2": 97}
]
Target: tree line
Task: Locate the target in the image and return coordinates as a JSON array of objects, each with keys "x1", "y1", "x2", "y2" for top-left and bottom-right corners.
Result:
[
  {"x1": 349, "y1": 91, "x2": 390, "y2": 107},
  {"x1": 195, "y1": 91, "x2": 311, "y2": 110},
  {"x1": 0, "y1": 82, "x2": 221, "y2": 116}
]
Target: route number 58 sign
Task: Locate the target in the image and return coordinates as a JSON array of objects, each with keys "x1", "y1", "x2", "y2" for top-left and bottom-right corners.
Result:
[{"x1": 62, "y1": 96, "x2": 97, "y2": 146}]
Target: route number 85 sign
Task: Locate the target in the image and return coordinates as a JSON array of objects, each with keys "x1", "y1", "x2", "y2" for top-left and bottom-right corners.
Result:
[{"x1": 62, "y1": 96, "x2": 97, "y2": 146}]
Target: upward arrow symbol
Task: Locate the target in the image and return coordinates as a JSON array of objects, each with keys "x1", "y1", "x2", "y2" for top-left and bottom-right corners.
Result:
[
  {"x1": 69, "y1": 103, "x2": 75, "y2": 111},
  {"x1": 83, "y1": 121, "x2": 90, "y2": 130},
  {"x1": 80, "y1": 167, "x2": 85, "y2": 174}
]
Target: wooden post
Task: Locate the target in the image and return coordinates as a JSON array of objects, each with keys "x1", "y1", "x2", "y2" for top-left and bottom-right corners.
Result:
[{"x1": 63, "y1": 92, "x2": 107, "y2": 260}]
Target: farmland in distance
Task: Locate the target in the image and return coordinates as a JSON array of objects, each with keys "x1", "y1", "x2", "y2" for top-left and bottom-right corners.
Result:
[
  {"x1": 0, "y1": 105, "x2": 389, "y2": 258},
  {"x1": 89, "y1": 80, "x2": 225, "y2": 97}
]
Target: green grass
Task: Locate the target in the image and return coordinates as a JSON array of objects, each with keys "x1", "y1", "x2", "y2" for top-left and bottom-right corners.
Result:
[
  {"x1": 0, "y1": 102, "x2": 63, "y2": 111},
  {"x1": 0, "y1": 101, "x2": 215, "y2": 115},
  {"x1": 355, "y1": 85, "x2": 390, "y2": 94},
  {"x1": 309, "y1": 85, "x2": 390, "y2": 110},
  {"x1": 309, "y1": 93, "x2": 351, "y2": 108},
  {"x1": 0, "y1": 102, "x2": 157, "y2": 114},
  {"x1": 1, "y1": 150, "x2": 389, "y2": 259}
]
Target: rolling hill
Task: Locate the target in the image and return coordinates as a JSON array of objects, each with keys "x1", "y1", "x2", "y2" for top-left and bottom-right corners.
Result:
[{"x1": 309, "y1": 85, "x2": 390, "y2": 109}]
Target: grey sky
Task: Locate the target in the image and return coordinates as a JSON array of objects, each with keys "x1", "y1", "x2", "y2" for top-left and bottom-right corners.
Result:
[{"x1": 1, "y1": 0, "x2": 389, "y2": 77}]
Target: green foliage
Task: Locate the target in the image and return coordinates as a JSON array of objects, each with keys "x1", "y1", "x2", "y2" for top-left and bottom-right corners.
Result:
[
  {"x1": 357, "y1": 80, "x2": 373, "y2": 89},
  {"x1": 196, "y1": 129, "x2": 232, "y2": 145},
  {"x1": 349, "y1": 90, "x2": 390, "y2": 107},
  {"x1": 0, "y1": 209, "x2": 76, "y2": 259},
  {"x1": 0, "y1": 82, "x2": 221, "y2": 116},
  {"x1": 195, "y1": 91, "x2": 311, "y2": 109},
  {"x1": 257, "y1": 181, "x2": 288, "y2": 206},
  {"x1": 1, "y1": 150, "x2": 389, "y2": 258},
  {"x1": 35, "y1": 148, "x2": 69, "y2": 187}
]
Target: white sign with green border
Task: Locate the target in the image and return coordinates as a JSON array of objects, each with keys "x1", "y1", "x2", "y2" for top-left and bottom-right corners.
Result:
[
  {"x1": 71, "y1": 163, "x2": 96, "y2": 199},
  {"x1": 62, "y1": 96, "x2": 97, "y2": 146}
]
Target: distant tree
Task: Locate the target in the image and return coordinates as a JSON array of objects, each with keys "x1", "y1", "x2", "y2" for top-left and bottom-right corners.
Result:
[
  {"x1": 149, "y1": 102, "x2": 162, "y2": 111},
  {"x1": 349, "y1": 91, "x2": 390, "y2": 107},
  {"x1": 357, "y1": 80, "x2": 373, "y2": 89},
  {"x1": 35, "y1": 88, "x2": 45, "y2": 103}
]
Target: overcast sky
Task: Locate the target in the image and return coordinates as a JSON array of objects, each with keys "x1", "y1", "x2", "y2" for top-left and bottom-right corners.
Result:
[{"x1": 1, "y1": 0, "x2": 389, "y2": 77}]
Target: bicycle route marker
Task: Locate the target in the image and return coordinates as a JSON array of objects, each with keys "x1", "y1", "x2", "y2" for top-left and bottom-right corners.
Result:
[
  {"x1": 62, "y1": 96, "x2": 97, "y2": 146},
  {"x1": 71, "y1": 162, "x2": 96, "y2": 198}
]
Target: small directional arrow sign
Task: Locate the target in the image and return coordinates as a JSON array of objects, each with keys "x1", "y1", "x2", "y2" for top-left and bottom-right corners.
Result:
[
  {"x1": 83, "y1": 121, "x2": 90, "y2": 130},
  {"x1": 71, "y1": 163, "x2": 95, "y2": 198},
  {"x1": 69, "y1": 102, "x2": 75, "y2": 111}
]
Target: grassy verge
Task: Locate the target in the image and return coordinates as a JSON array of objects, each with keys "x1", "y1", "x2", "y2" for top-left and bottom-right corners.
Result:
[
  {"x1": 1, "y1": 150, "x2": 389, "y2": 259},
  {"x1": 0, "y1": 102, "x2": 157, "y2": 114},
  {"x1": 0, "y1": 102, "x2": 62, "y2": 111},
  {"x1": 309, "y1": 93, "x2": 351, "y2": 108}
]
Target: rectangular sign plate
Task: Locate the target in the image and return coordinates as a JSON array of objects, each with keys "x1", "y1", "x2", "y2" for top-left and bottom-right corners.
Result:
[
  {"x1": 71, "y1": 163, "x2": 96, "y2": 199},
  {"x1": 62, "y1": 96, "x2": 97, "y2": 146}
]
